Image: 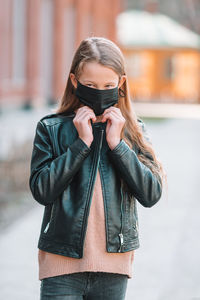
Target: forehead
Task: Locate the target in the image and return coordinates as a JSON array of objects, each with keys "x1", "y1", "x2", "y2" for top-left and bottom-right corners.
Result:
[{"x1": 79, "y1": 61, "x2": 119, "y2": 82}]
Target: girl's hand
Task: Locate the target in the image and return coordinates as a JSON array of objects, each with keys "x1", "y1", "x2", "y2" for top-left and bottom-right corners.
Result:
[
  {"x1": 73, "y1": 106, "x2": 96, "y2": 147},
  {"x1": 101, "y1": 107, "x2": 125, "y2": 150}
]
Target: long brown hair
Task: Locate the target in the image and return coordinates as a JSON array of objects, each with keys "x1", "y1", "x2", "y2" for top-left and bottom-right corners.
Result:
[{"x1": 56, "y1": 37, "x2": 165, "y2": 186}]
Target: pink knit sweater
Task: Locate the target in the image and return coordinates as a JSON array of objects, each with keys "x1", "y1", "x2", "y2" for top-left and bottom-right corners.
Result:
[{"x1": 38, "y1": 169, "x2": 134, "y2": 280}]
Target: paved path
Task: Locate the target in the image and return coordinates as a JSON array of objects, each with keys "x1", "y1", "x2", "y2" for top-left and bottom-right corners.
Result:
[
  {"x1": 0, "y1": 117, "x2": 200, "y2": 300},
  {"x1": 126, "y1": 118, "x2": 200, "y2": 300},
  {"x1": 0, "y1": 202, "x2": 42, "y2": 300},
  {"x1": 134, "y1": 102, "x2": 200, "y2": 120}
]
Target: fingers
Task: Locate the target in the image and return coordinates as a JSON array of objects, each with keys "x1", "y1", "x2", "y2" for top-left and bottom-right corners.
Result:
[
  {"x1": 76, "y1": 106, "x2": 95, "y2": 117},
  {"x1": 102, "y1": 111, "x2": 120, "y2": 123},
  {"x1": 102, "y1": 107, "x2": 125, "y2": 124},
  {"x1": 74, "y1": 106, "x2": 96, "y2": 123},
  {"x1": 78, "y1": 111, "x2": 95, "y2": 123},
  {"x1": 73, "y1": 106, "x2": 95, "y2": 147}
]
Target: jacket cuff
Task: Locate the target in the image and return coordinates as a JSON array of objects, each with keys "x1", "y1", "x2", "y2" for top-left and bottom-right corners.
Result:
[{"x1": 109, "y1": 139, "x2": 130, "y2": 157}]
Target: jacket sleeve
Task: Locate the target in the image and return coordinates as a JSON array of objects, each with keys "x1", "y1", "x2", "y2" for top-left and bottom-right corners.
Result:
[
  {"x1": 108, "y1": 120, "x2": 162, "y2": 208},
  {"x1": 29, "y1": 120, "x2": 91, "y2": 206}
]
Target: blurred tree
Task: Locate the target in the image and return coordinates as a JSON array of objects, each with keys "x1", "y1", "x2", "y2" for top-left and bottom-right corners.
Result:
[{"x1": 125, "y1": 0, "x2": 200, "y2": 34}]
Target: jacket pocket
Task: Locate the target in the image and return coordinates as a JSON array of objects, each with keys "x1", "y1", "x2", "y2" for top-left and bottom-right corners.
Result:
[{"x1": 124, "y1": 193, "x2": 138, "y2": 240}]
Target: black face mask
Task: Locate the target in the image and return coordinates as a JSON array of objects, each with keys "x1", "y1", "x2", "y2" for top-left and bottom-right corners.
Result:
[{"x1": 75, "y1": 80, "x2": 119, "y2": 116}]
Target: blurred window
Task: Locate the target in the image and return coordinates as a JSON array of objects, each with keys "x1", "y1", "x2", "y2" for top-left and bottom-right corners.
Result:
[
  {"x1": 164, "y1": 56, "x2": 175, "y2": 80},
  {"x1": 125, "y1": 54, "x2": 142, "y2": 78},
  {"x1": 12, "y1": 0, "x2": 26, "y2": 85}
]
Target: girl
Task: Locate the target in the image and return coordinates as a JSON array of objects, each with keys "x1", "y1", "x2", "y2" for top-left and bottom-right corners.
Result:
[{"x1": 29, "y1": 37, "x2": 164, "y2": 300}]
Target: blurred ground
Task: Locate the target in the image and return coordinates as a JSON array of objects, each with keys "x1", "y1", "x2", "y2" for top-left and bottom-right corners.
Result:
[
  {"x1": 0, "y1": 105, "x2": 200, "y2": 299},
  {"x1": 126, "y1": 117, "x2": 200, "y2": 300},
  {"x1": 134, "y1": 102, "x2": 200, "y2": 119}
]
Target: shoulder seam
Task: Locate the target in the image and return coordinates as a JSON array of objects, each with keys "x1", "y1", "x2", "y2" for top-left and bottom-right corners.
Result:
[
  {"x1": 41, "y1": 120, "x2": 70, "y2": 127},
  {"x1": 40, "y1": 115, "x2": 74, "y2": 127}
]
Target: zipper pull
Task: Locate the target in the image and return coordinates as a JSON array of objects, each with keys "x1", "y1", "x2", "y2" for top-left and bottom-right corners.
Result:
[
  {"x1": 44, "y1": 222, "x2": 50, "y2": 233},
  {"x1": 136, "y1": 220, "x2": 139, "y2": 230},
  {"x1": 118, "y1": 232, "x2": 124, "y2": 252}
]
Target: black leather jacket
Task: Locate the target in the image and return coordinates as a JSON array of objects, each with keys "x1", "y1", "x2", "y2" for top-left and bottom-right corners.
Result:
[{"x1": 29, "y1": 112, "x2": 162, "y2": 258}]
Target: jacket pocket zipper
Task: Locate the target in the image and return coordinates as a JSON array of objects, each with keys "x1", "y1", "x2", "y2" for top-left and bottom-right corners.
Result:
[
  {"x1": 118, "y1": 180, "x2": 124, "y2": 252},
  {"x1": 135, "y1": 219, "x2": 139, "y2": 231},
  {"x1": 44, "y1": 204, "x2": 54, "y2": 233}
]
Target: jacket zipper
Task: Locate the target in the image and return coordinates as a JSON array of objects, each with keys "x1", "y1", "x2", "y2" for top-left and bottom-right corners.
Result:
[
  {"x1": 80, "y1": 128, "x2": 104, "y2": 252},
  {"x1": 118, "y1": 180, "x2": 124, "y2": 252},
  {"x1": 44, "y1": 204, "x2": 54, "y2": 233}
]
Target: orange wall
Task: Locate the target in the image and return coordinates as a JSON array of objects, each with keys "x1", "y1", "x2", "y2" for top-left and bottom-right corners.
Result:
[
  {"x1": 172, "y1": 51, "x2": 200, "y2": 101},
  {"x1": 122, "y1": 48, "x2": 200, "y2": 103}
]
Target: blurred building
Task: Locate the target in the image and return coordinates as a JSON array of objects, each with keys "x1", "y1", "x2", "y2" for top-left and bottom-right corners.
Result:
[
  {"x1": 117, "y1": 10, "x2": 200, "y2": 103},
  {"x1": 0, "y1": 0, "x2": 122, "y2": 108}
]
